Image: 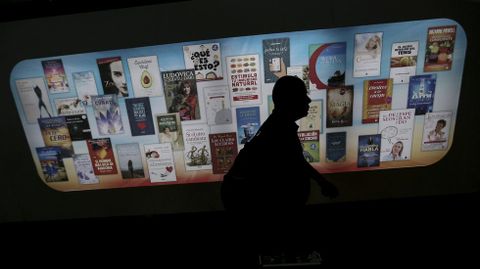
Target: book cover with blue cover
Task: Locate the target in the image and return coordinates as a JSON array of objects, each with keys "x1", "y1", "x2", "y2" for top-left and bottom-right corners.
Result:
[
  {"x1": 407, "y1": 74, "x2": 437, "y2": 115},
  {"x1": 326, "y1": 132, "x2": 347, "y2": 162},
  {"x1": 357, "y1": 134, "x2": 381, "y2": 167},
  {"x1": 36, "y1": 146, "x2": 68, "y2": 182},
  {"x1": 125, "y1": 97, "x2": 155, "y2": 136},
  {"x1": 236, "y1": 106, "x2": 260, "y2": 144}
]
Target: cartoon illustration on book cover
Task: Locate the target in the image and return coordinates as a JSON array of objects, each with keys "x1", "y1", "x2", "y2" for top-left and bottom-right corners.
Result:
[{"x1": 183, "y1": 43, "x2": 222, "y2": 81}]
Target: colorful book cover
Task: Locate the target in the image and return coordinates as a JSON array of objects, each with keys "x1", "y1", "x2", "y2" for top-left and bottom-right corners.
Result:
[
  {"x1": 287, "y1": 65, "x2": 310, "y2": 93},
  {"x1": 362, "y1": 79, "x2": 393, "y2": 124},
  {"x1": 16, "y1": 77, "x2": 53, "y2": 123},
  {"x1": 54, "y1": 97, "x2": 85, "y2": 116},
  {"x1": 226, "y1": 54, "x2": 262, "y2": 106},
  {"x1": 97, "y1": 56, "x2": 129, "y2": 97},
  {"x1": 92, "y1": 94, "x2": 124, "y2": 135},
  {"x1": 407, "y1": 74, "x2": 437, "y2": 115},
  {"x1": 156, "y1": 113, "x2": 184, "y2": 151},
  {"x1": 72, "y1": 71, "x2": 98, "y2": 106},
  {"x1": 309, "y1": 42, "x2": 346, "y2": 90},
  {"x1": 236, "y1": 106, "x2": 260, "y2": 144},
  {"x1": 73, "y1": 154, "x2": 99, "y2": 184},
  {"x1": 424, "y1": 25, "x2": 456, "y2": 72},
  {"x1": 298, "y1": 130, "x2": 320, "y2": 163},
  {"x1": 162, "y1": 69, "x2": 200, "y2": 121},
  {"x1": 298, "y1": 99, "x2": 323, "y2": 133},
  {"x1": 263, "y1": 38, "x2": 290, "y2": 83},
  {"x1": 183, "y1": 43, "x2": 223, "y2": 81},
  {"x1": 125, "y1": 97, "x2": 155, "y2": 136},
  {"x1": 204, "y1": 85, "x2": 232, "y2": 125},
  {"x1": 38, "y1": 116, "x2": 73, "y2": 157},
  {"x1": 65, "y1": 114, "x2": 92, "y2": 141},
  {"x1": 326, "y1": 86, "x2": 353, "y2": 128},
  {"x1": 378, "y1": 109, "x2": 415, "y2": 162},
  {"x1": 116, "y1": 143, "x2": 145, "y2": 179},
  {"x1": 326, "y1": 132, "x2": 347, "y2": 163},
  {"x1": 357, "y1": 134, "x2": 381, "y2": 167},
  {"x1": 144, "y1": 143, "x2": 177, "y2": 183},
  {"x1": 209, "y1": 132, "x2": 238, "y2": 174},
  {"x1": 41, "y1": 59, "x2": 69, "y2": 93},
  {"x1": 353, "y1": 32, "x2": 383, "y2": 77},
  {"x1": 127, "y1": 55, "x2": 163, "y2": 97},
  {"x1": 183, "y1": 125, "x2": 212, "y2": 171},
  {"x1": 390, "y1": 41, "x2": 418, "y2": 84},
  {"x1": 36, "y1": 146, "x2": 68, "y2": 182},
  {"x1": 86, "y1": 138, "x2": 118, "y2": 175},
  {"x1": 422, "y1": 111, "x2": 452, "y2": 151}
]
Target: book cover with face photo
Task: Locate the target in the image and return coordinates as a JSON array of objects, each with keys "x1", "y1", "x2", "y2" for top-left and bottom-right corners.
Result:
[
  {"x1": 378, "y1": 109, "x2": 415, "y2": 162},
  {"x1": 97, "y1": 56, "x2": 129, "y2": 97},
  {"x1": 353, "y1": 32, "x2": 383, "y2": 77},
  {"x1": 162, "y1": 69, "x2": 200, "y2": 121},
  {"x1": 422, "y1": 111, "x2": 452, "y2": 151},
  {"x1": 156, "y1": 113, "x2": 184, "y2": 151},
  {"x1": 236, "y1": 106, "x2": 260, "y2": 145}
]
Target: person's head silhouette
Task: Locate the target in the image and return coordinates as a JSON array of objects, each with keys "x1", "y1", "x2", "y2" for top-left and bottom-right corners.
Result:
[{"x1": 272, "y1": 75, "x2": 311, "y2": 121}]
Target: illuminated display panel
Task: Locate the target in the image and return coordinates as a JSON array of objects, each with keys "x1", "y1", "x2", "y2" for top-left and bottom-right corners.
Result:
[{"x1": 9, "y1": 18, "x2": 466, "y2": 192}]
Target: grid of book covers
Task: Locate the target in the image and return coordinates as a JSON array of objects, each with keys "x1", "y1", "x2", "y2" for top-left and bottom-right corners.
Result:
[{"x1": 10, "y1": 19, "x2": 465, "y2": 191}]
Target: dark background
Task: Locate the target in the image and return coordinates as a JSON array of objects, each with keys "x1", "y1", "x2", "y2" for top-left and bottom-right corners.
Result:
[{"x1": 0, "y1": 0, "x2": 478, "y2": 266}]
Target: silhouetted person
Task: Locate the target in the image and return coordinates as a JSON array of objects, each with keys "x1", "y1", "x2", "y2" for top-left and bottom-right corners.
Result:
[
  {"x1": 128, "y1": 159, "x2": 134, "y2": 178},
  {"x1": 222, "y1": 75, "x2": 338, "y2": 215},
  {"x1": 34, "y1": 85, "x2": 52, "y2": 118},
  {"x1": 220, "y1": 76, "x2": 339, "y2": 263}
]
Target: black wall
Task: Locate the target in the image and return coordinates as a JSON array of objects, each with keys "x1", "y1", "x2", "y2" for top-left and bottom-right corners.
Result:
[{"x1": 0, "y1": 0, "x2": 479, "y2": 224}]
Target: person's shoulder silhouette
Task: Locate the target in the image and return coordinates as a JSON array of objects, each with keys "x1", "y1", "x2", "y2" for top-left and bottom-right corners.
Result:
[{"x1": 221, "y1": 75, "x2": 338, "y2": 215}]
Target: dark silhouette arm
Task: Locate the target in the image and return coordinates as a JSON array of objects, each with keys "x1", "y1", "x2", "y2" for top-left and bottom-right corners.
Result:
[{"x1": 304, "y1": 160, "x2": 339, "y2": 199}]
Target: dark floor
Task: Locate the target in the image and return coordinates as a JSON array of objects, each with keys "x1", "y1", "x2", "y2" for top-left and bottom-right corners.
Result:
[{"x1": 2, "y1": 192, "x2": 478, "y2": 267}]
